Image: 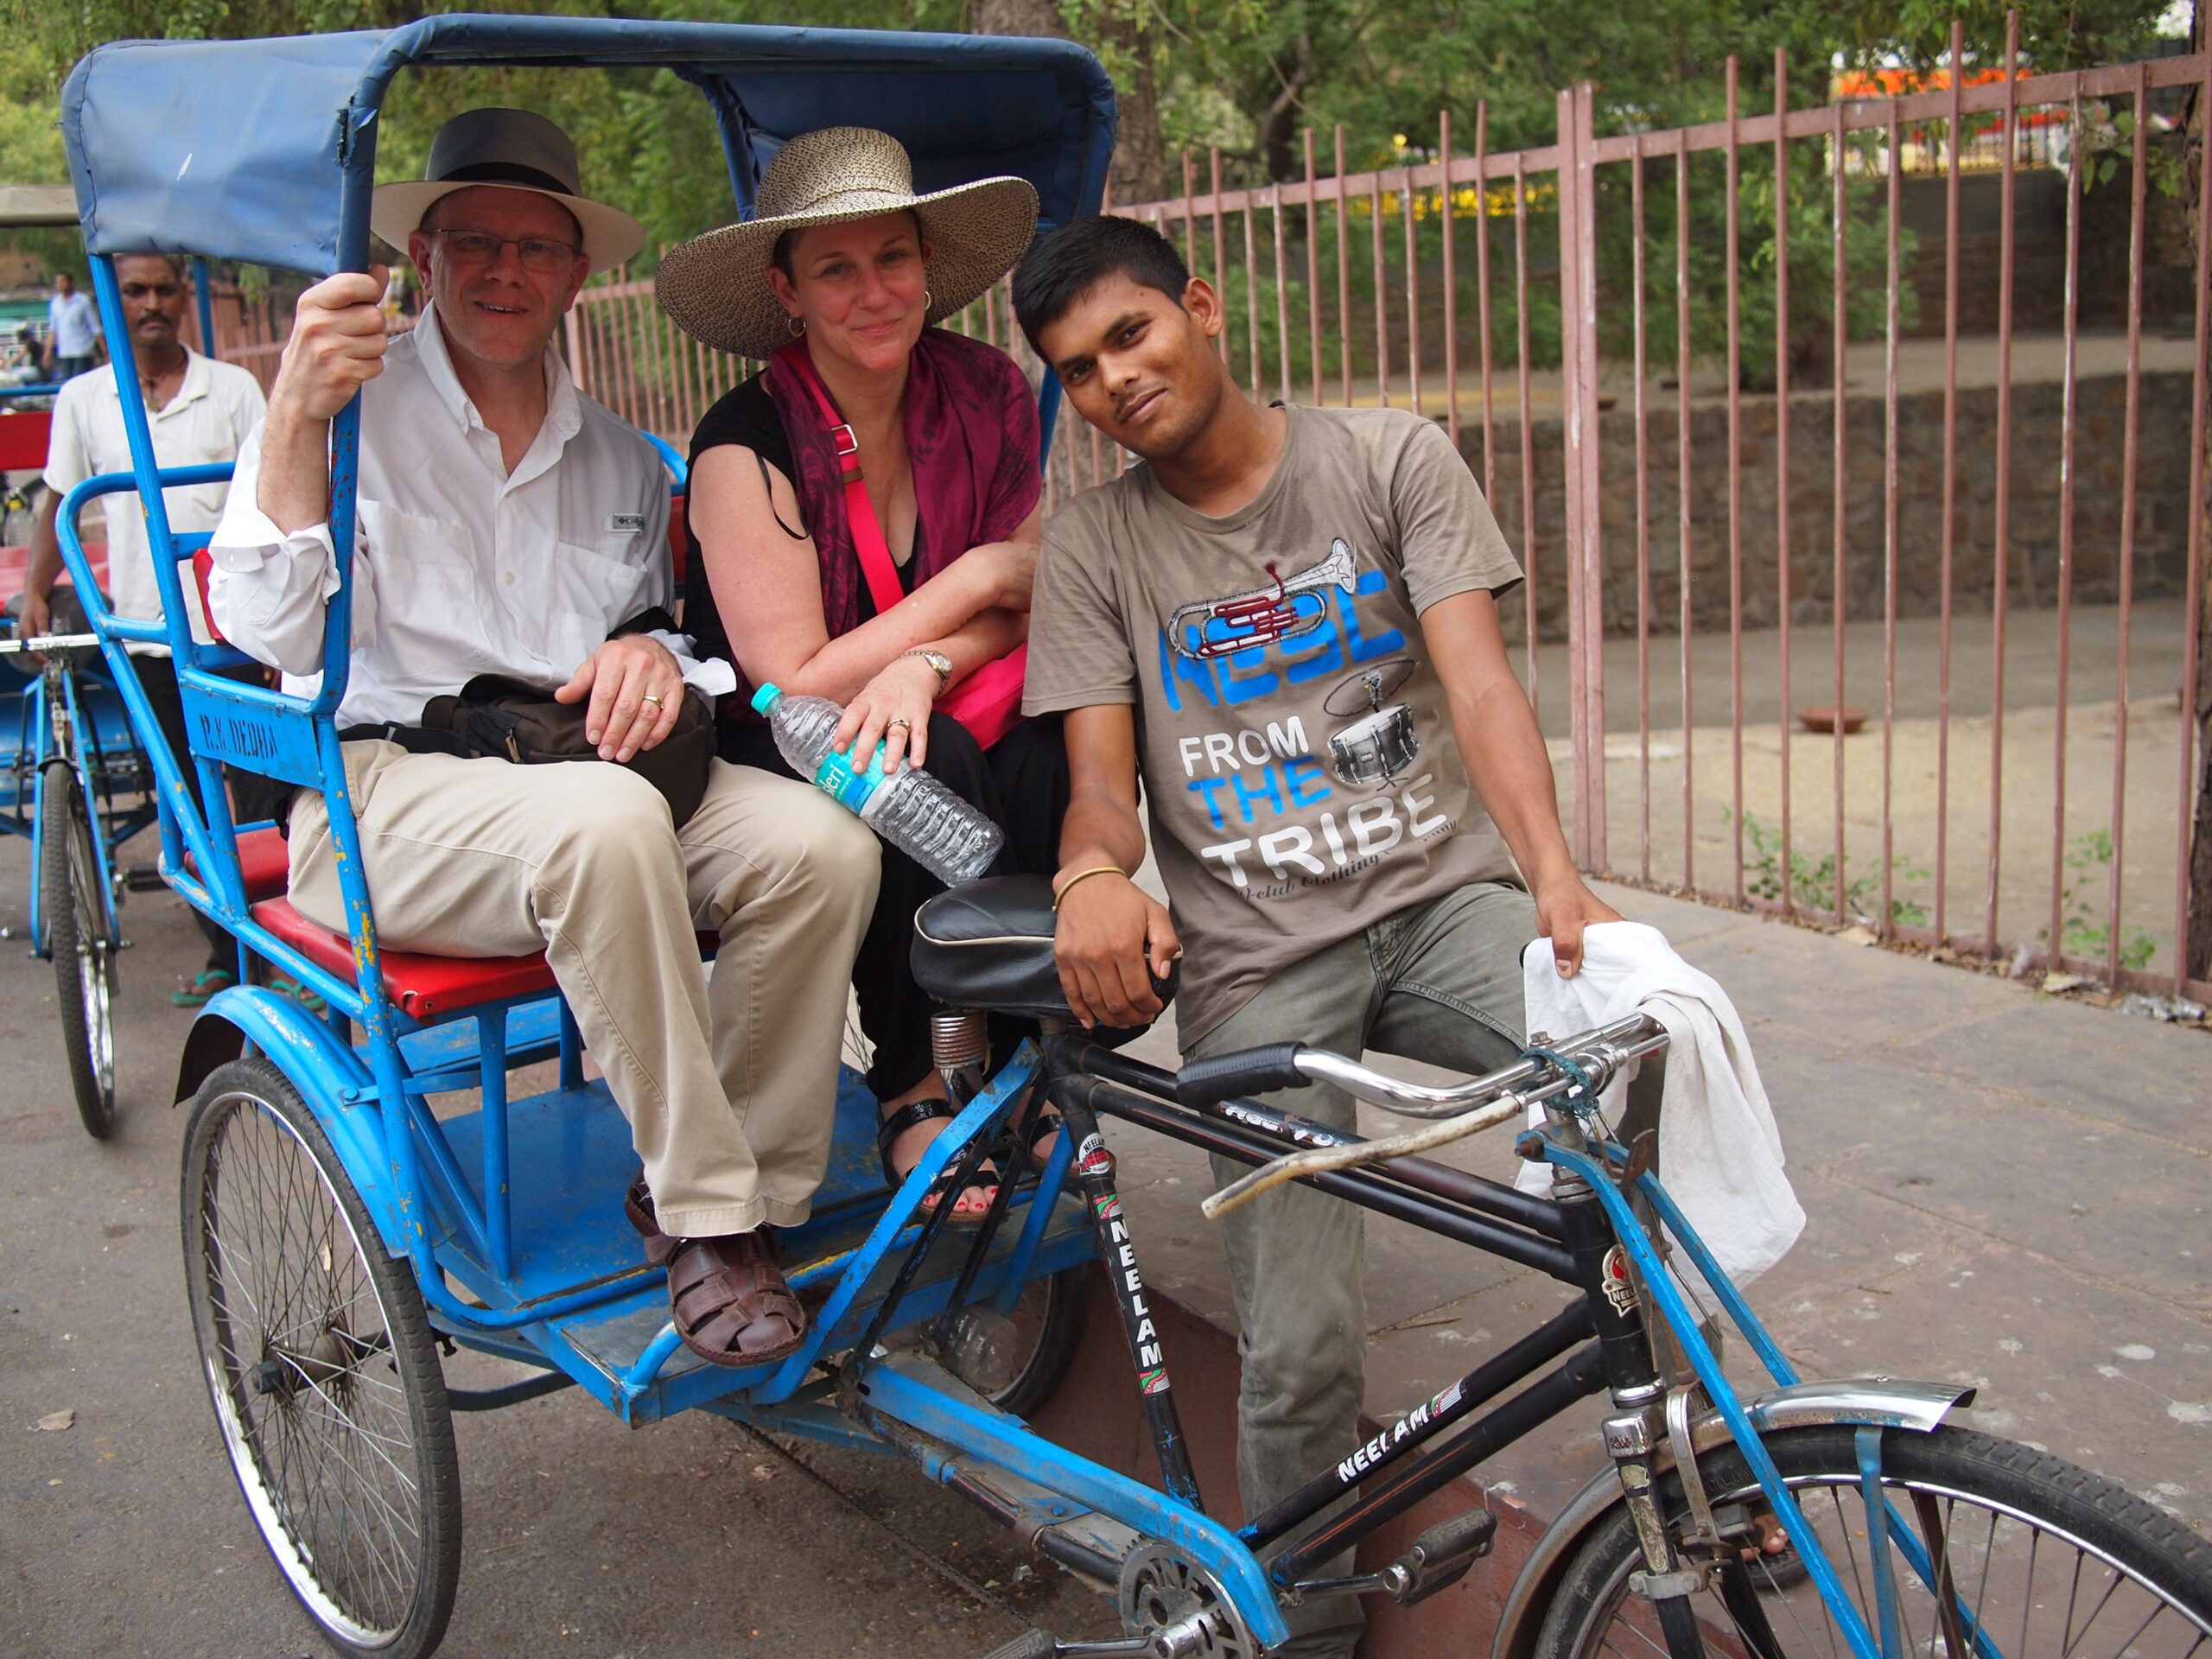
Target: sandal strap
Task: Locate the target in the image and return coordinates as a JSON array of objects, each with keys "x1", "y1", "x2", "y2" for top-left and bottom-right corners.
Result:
[
  {"x1": 876, "y1": 1097, "x2": 955, "y2": 1185},
  {"x1": 875, "y1": 1096, "x2": 954, "y2": 1150},
  {"x1": 665, "y1": 1231, "x2": 805, "y2": 1363}
]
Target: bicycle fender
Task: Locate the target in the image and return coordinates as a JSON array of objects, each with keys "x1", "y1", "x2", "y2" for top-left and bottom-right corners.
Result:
[
  {"x1": 1488, "y1": 1378, "x2": 1975, "y2": 1659},
  {"x1": 177, "y1": 988, "x2": 401, "y2": 1253}
]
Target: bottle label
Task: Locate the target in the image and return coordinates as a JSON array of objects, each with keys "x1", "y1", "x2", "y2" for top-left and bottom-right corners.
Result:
[{"x1": 810, "y1": 745, "x2": 885, "y2": 814}]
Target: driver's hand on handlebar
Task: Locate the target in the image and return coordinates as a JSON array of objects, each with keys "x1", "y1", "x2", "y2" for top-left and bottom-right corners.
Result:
[
  {"x1": 1052, "y1": 868, "x2": 1179, "y2": 1030},
  {"x1": 17, "y1": 587, "x2": 51, "y2": 652},
  {"x1": 1533, "y1": 871, "x2": 1623, "y2": 979},
  {"x1": 270, "y1": 268, "x2": 392, "y2": 423}
]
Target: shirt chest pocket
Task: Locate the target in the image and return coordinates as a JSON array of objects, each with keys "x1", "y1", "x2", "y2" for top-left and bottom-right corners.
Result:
[
  {"x1": 357, "y1": 499, "x2": 481, "y2": 653},
  {"x1": 547, "y1": 538, "x2": 657, "y2": 635}
]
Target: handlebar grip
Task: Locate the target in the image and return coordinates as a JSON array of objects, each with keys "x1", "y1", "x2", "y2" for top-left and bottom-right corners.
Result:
[{"x1": 1173, "y1": 1042, "x2": 1308, "y2": 1106}]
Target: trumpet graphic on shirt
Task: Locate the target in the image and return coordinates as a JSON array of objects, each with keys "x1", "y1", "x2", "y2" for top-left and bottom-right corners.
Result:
[
  {"x1": 1325, "y1": 659, "x2": 1420, "y2": 787},
  {"x1": 1169, "y1": 538, "x2": 1358, "y2": 661}
]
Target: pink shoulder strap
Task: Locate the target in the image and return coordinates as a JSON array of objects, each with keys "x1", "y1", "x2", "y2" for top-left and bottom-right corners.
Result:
[{"x1": 774, "y1": 341, "x2": 905, "y2": 618}]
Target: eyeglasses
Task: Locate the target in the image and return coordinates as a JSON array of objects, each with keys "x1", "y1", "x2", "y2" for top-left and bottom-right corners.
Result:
[{"x1": 431, "y1": 228, "x2": 581, "y2": 274}]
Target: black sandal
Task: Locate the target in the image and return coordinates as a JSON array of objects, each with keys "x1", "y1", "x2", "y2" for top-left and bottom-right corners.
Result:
[
  {"x1": 876, "y1": 1098, "x2": 998, "y2": 1228},
  {"x1": 1010, "y1": 1107, "x2": 1065, "y2": 1173}
]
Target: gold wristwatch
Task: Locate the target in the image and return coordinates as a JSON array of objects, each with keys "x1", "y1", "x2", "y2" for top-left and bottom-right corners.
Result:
[{"x1": 901, "y1": 647, "x2": 953, "y2": 694}]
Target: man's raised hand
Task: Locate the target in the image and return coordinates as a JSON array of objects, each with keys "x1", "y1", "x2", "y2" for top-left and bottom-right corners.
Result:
[{"x1": 269, "y1": 267, "x2": 393, "y2": 423}]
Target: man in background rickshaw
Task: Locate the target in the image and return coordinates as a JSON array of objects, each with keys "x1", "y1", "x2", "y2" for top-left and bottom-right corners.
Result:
[
  {"x1": 1015, "y1": 215, "x2": 1620, "y2": 1656},
  {"x1": 25, "y1": 251, "x2": 270, "y2": 1002},
  {"x1": 207, "y1": 110, "x2": 880, "y2": 1369}
]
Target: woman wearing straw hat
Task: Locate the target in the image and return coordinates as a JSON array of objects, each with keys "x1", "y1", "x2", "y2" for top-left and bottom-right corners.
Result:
[{"x1": 659, "y1": 127, "x2": 1064, "y2": 1224}]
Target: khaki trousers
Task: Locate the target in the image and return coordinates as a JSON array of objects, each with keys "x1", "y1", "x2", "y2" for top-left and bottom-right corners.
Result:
[{"x1": 288, "y1": 743, "x2": 880, "y2": 1237}]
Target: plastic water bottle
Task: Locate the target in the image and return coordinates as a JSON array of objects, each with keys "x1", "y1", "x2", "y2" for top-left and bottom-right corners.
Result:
[{"x1": 753, "y1": 683, "x2": 1002, "y2": 886}]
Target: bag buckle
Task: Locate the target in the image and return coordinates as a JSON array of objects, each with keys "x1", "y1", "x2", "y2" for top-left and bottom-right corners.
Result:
[{"x1": 830, "y1": 423, "x2": 859, "y2": 460}]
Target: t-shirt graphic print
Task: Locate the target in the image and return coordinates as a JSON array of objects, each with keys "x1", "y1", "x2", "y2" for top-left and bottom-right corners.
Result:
[{"x1": 1027, "y1": 404, "x2": 1527, "y2": 1043}]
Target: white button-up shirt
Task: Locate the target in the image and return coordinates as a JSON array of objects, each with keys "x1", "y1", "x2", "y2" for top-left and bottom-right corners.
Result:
[
  {"x1": 209, "y1": 305, "x2": 731, "y2": 728},
  {"x1": 42, "y1": 348, "x2": 266, "y2": 647},
  {"x1": 48, "y1": 290, "x2": 99, "y2": 359}
]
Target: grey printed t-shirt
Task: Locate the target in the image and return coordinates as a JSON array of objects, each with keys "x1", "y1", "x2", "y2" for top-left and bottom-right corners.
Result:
[{"x1": 1025, "y1": 403, "x2": 1527, "y2": 1043}]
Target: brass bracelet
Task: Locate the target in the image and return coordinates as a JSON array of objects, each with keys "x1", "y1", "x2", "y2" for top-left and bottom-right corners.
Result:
[{"x1": 1051, "y1": 864, "x2": 1127, "y2": 911}]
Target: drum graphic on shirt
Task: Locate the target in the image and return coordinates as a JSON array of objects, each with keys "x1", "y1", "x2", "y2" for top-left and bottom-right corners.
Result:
[
  {"x1": 1324, "y1": 659, "x2": 1419, "y2": 787},
  {"x1": 1168, "y1": 538, "x2": 1357, "y2": 661}
]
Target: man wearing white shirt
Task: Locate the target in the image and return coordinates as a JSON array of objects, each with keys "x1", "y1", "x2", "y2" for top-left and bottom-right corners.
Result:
[
  {"x1": 29, "y1": 252, "x2": 268, "y2": 994},
  {"x1": 209, "y1": 110, "x2": 878, "y2": 1369},
  {"x1": 44, "y1": 271, "x2": 104, "y2": 382}
]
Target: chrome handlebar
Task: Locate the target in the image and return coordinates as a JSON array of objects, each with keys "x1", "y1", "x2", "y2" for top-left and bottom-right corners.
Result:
[
  {"x1": 1211, "y1": 1013, "x2": 1670, "y2": 1121},
  {"x1": 1192, "y1": 1015, "x2": 1673, "y2": 1222}
]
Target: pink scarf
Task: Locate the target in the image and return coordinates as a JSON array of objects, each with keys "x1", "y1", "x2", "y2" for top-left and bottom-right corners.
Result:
[{"x1": 764, "y1": 327, "x2": 1041, "y2": 638}]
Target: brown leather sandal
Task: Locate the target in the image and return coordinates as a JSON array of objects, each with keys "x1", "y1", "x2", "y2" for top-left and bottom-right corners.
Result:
[{"x1": 624, "y1": 1177, "x2": 808, "y2": 1368}]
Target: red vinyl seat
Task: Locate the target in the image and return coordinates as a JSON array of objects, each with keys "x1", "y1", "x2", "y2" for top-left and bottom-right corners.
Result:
[
  {"x1": 251, "y1": 896, "x2": 558, "y2": 1020},
  {"x1": 183, "y1": 823, "x2": 290, "y2": 902},
  {"x1": 232, "y1": 825, "x2": 290, "y2": 900}
]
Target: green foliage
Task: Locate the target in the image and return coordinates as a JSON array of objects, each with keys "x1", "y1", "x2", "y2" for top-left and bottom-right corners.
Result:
[
  {"x1": 0, "y1": 31, "x2": 81, "y2": 276},
  {"x1": 2044, "y1": 829, "x2": 2158, "y2": 971},
  {"x1": 1732, "y1": 808, "x2": 1930, "y2": 927},
  {"x1": 1200, "y1": 189, "x2": 1567, "y2": 393},
  {"x1": 0, "y1": 0, "x2": 2181, "y2": 305}
]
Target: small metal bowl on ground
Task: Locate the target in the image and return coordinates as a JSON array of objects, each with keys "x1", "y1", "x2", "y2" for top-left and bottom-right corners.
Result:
[{"x1": 1796, "y1": 705, "x2": 1868, "y2": 734}]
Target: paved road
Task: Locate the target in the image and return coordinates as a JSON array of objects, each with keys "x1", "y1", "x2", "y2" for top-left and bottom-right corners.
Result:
[{"x1": 0, "y1": 838, "x2": 1117, "y2": 1659}]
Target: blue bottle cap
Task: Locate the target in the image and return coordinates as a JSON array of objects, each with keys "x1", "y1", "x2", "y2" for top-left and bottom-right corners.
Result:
[{"x1": 750, "y1": 683, "x2": 781, "y2": 715}]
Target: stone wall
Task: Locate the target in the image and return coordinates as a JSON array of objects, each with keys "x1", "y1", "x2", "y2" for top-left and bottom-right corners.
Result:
[
  {"x1": 1468, "y1": 369, "x2": 2196, "y2": 641},
  {"x1": 1899, "y1": 158, "x2": 2196, "y2": 340}
]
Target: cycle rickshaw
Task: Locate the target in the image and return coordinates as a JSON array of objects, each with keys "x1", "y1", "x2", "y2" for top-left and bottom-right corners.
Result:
[
  {"x1": 54, "y1": 17, "x2": 2212, "y2": 1659},
  {"x1": 0, "y1": 187, "x2": 236, "y2": 1137}
]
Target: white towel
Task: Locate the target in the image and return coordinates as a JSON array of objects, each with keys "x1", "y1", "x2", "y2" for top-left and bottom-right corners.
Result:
[{"x1": 1516, "y1": 921, "x2": 1805, "y2": 1287}]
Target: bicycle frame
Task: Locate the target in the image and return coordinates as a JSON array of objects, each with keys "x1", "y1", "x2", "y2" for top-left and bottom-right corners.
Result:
[{"x1": 819, "y1": 1026, "x2": 1965, "y2": 1659}]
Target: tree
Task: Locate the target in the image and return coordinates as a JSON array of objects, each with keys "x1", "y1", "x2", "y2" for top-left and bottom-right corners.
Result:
[
  {"x1": 2188, "y1": 3, "x2": 2212, "y2": 985},
  {"x1": 976, "y1": 0, "x2": 1168, "y2": 204}
]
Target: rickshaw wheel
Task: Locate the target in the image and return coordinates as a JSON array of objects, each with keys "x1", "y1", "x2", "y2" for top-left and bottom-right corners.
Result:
[
  {"x1": 41, "y1": 761, "x2": 114, "y2": 1139},
  {"x1": 181, "y1": 1057, "x2": 461, "y2": 1659},
  {"x1": 977, "y1": 1266, "x2": 1086, "y2": 1420}
]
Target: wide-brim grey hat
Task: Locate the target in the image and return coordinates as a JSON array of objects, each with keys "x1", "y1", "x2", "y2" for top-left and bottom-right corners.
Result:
[
  {"x1": 372, "y1": 107, "x2": 646, "y2": 278},
  {"x1": 656, "y1": 126, "x2": 1039, "y2": 359}
]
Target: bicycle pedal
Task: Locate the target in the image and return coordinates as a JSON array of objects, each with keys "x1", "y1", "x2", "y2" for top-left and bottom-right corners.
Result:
[
  {"x1": 119, "y1": 864, "x2": 167, "y2": 892},
  {"x1": 1382, "y1": 1506, "x2": 1497, "y2": 1605}
]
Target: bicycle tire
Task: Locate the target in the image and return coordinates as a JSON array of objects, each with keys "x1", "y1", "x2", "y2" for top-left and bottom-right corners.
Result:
[
  {"x1": 42, "y1": 761, "x2": 114, "y2": 1139},
  {"x1": 981, "y1": 1265, "x2": 1087, "y2": 1420},
  {"x1": 181, "y1": 1057, "x2": 461, "y2": 1659},
  {"x1": 1535, "y1": 1422, "x2": 2212, "y2": 1658}
]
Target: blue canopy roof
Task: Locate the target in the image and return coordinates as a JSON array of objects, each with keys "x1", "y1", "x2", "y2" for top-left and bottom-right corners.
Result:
[{"x1": 60, "y1": 16, "x2": 1116, "y2": 276}]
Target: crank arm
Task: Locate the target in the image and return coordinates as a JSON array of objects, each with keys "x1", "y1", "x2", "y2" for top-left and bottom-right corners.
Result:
[{"x1": 978, "y1": 1611, "x2": 1221, "y2": 1659}]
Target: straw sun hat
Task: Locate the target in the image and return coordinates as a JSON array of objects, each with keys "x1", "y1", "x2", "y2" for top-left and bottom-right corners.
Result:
[
  {"x1": 656, "y1": 126, "x2": 1039, "y2": 359},
  {"x1": 372, "y1": 108, "x2": 645, "y2": 279}
]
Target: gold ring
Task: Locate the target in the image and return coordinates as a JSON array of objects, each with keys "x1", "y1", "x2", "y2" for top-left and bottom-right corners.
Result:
[
  {"x1": 886, "y1": 717, "x2": 912, "y2": 732},
  {"x1": 641, "y1": 692, "x2": 663, "y2": 708}
]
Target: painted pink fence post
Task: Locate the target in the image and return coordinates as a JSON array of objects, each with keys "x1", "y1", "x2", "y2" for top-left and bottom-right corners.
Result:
[{"x1": 1559, "y1": 82, "x2": 1606, "y2": 870}]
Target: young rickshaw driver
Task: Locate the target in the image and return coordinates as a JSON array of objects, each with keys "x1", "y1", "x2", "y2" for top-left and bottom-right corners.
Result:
[
  {"x1": 208, "y1": 110, "x2": 880, "y2": 1370},
  {"x1": 1013, "y1": 215, "x2": 1620, "y2": 1656}
]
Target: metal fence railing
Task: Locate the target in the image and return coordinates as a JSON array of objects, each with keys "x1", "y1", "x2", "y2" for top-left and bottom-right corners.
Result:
[{"x1": 231, "y1": 13, "x2": 2211, "y2": 1007}]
